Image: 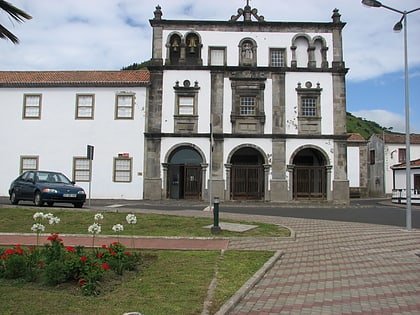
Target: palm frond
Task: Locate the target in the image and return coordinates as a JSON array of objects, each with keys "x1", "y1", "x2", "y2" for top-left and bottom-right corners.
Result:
[
  {"x1": 0, "y1": 23, "x2": 19, "y2": 43},
  {"x1": 0, "y1": 0, "x2": 32, "y2": 22}
]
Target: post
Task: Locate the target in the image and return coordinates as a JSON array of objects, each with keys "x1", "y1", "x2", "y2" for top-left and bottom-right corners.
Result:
[{"x1": 211, "y1": 196, "x2": 221, "y2": 234}]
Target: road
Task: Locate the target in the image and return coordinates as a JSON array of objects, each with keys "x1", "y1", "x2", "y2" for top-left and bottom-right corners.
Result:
[{"x1": 0, "y1": 196, "x2": 419, "y2": 229}]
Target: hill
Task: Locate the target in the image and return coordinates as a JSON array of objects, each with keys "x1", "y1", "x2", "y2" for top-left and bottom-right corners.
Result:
[{"x1": 346, "y1": 112, "x2": 396, "y2": 139}]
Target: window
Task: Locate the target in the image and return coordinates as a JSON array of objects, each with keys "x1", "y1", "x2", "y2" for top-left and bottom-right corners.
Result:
[
  {"x1": 115, "y1": 94, "x2": 134, "y2": 119},
  {"x1": 370, "y1": 150, "x2": 376, "y2": 165},
  {"x1": 23, "y1": 94, "x2": 41, "y2": 119},
  {"x1": 73, "y1": 157, "x2": 91, "y2": 182},
  {"x1": 76, "y1": 94, "x2": 94, "y2": 119},
  {"x1": 209, "y1": 47, "x2": 226, "y2": 66},
  {"x1": 398, "y1": 148, "x2": 406, "y2": 163},
  {"x1": 113, "y1": 157, "x2": 132, "y2": 182},
  {"x1": 295, "y1": 82, "x2": 322, "y2": 135},
  {"x1": 240, "y1": 97, "x2": 256, "y2": 115},
  {"x1": 301, "y1": 97, "x2": 317, "y2": 117},
  {"x1": 270, "y1": 48, "x2": 286, "y2": 67},
  {"x1": 20, "y1": 156, "x2": 38, "y2": 173},
  {"x1": 178, "y1": 96, "x2": 194, "y2": 115}
]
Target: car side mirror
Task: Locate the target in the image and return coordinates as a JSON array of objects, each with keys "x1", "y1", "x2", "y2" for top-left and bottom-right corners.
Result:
[{"x1": 71, "y1": 181, "x2": 76, "y2": 185}]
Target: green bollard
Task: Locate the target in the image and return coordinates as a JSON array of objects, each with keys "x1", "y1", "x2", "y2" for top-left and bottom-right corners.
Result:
[{"x1": 211, "y1": 196, "x2": 221, "y2": 234}]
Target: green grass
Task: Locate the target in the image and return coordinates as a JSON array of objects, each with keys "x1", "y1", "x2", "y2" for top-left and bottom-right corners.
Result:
[
  {"x1": 0, "y1": 207, "x2": 283, "y2": 314},
  {"x1": 0, "y1": 207, "x2": 290, "y2": 237},
  {"x1": 0, "y1": 250, "x2": 274, "y2": 315}
]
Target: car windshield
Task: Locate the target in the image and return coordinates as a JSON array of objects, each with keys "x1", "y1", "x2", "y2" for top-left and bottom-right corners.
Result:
[{"x1": 37, "y1": 172, "x2": 72, "y2": 184}]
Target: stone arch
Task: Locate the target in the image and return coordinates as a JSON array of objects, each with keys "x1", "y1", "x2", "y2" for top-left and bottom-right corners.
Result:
[
  {"x1": 288, "y1": 145, "x2": 332, "y2": 200},
  {"x1": 185, "y1": 31, "x2": 203, "y2": 65},
  {"x1": 312, "y1": 35, "x2": 329, "y2": 68},
  {"x1": 226, "y1": 144, "x2": 269, "y2": 200},
  {"x1": 166, "y1": 31, "x2": 183, "y2": 65},
  {"x1": 163, "y1": 143, "x2": 207, "y2": 200},
  {"x1": 291, "y1": 33, "x2": 311, "y2": 68}
]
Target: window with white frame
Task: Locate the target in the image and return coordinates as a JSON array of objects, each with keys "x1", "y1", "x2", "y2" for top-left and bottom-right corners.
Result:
[
  {"x1": 209, "y1": 47, "x2": 226, "y2": 66},
  {"x1": 240, "y1": 96, "x2": 256, "y2": 115},
  {"x1": 76, "y1": 94, "x2": 94, "y2": 119},
  {"x1": 73, "y1": 157, "x2": 91, "y2": 182},
  {"x1": 113, "y1": 157, "x2": 132, "y2": 182},
  {"x1": 115, "y1": 94, "x2": 134, "y2": 119},
  {"x1": 178, "y1": 96, "x2": 194, "y2": 115},
  {"x1": 23, "y1": 94, "x2": 41, "y2": 119},
  {"x1": 270, "y1": 48, "x2": 286, "y2": 67},
  {"x1": 20, "y1": 156, "x2": 38, "y2": 173},
  {"x1": 301, "y1": 97, "x2": 317, "y2": 117}
]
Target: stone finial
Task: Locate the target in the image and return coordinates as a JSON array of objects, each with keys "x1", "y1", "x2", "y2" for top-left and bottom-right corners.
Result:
[
  {"x1": 332, "y1": 8, "x2": 341, "y2": 23},
  {"x1": 154, "y1": 5, "x2": 162, "y2": 20},
  {"x1": 230, "y1": 0, "x2": 265, "y2": 22}
]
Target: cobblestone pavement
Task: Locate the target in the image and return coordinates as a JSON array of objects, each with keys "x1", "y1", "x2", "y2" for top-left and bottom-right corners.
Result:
[{"x1": 219, "y1": 212, "x2": 420, "y2": 315}]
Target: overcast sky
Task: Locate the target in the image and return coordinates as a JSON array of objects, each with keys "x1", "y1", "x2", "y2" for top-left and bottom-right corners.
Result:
[{"x1": 1, "y1": 0, "x2": 420, "y2": 133}]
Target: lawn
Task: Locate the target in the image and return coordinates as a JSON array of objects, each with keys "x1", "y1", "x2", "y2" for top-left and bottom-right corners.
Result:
[
  {"x1": 0, "y1": 207, "x2": 290, "y2": 237},
  {"x1": 0, "y1": 207, "x2": 285, "y2": 314}
]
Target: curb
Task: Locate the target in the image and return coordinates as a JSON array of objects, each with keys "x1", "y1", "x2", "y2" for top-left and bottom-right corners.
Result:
[{"x1": 215, "y1": 250, "x2": 284, "y2": 315}]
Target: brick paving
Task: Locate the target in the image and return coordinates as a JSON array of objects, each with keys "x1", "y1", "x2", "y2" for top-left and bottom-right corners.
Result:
[{"x1": 1, "y1": 207, "x2": 419, "y2": 314}]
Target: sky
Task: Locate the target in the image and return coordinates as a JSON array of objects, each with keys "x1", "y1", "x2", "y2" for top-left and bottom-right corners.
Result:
[{"x1": 1, "y1": 0, "x2": 420, "y2": 134}]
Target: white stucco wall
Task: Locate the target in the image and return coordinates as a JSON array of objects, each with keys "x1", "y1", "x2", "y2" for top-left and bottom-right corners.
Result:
[
  {"x1": 0, "y1": 86, "x2": 147, "y2": 200},
  {"x1": 161, "y1": 30, "x2": 333, "y2": 68},
  {"x1": 347, "y1": 146, "x2": 360, "y2": 187}
]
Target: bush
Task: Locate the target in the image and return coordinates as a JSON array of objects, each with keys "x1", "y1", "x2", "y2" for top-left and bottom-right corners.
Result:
[{"x1": 0, "y1": 234, "x2": 142, "y2": 296}]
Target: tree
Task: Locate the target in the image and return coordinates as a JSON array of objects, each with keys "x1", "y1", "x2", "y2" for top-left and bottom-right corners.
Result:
[{"x1": 0, "y1": 0, "x2": 32, "y2": 44}]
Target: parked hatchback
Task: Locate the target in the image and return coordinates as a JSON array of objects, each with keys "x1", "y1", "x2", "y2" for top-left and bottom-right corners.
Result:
[{"x1": 9, "y1": 171, "x2": 86, "y2": 208}]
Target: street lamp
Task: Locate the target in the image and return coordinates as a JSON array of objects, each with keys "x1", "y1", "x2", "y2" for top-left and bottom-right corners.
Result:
[{"x1": 362, "y1": 0, "x2": 420, "y2": 231}]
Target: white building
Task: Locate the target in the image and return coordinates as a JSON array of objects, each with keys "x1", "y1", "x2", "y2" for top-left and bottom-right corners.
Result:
[
  {"x1": 0, "y1": 4, "x2": 351, "y2": 204},
  {"x1": 0, "y1": 71, "x2": 148, "y2": 199},
  {"x1": 144, "y1": 4, "x2": 349, "y2": 203},
  {"x1": 368, "y1": 133, "x2": 420, "y2": 196},
  {"x1": 347, "y1": 133, "x2": 368, "y2": 198}
]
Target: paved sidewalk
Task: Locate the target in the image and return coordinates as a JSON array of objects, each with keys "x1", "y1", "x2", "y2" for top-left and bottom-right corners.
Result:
[{"x1": 1, "y1": 207, "x2": 419, "y2": 314}]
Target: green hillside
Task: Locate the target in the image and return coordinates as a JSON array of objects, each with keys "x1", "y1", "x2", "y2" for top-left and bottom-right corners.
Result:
[{"x1": 346, "y1": 112, "x2": 395, "y2": 139}]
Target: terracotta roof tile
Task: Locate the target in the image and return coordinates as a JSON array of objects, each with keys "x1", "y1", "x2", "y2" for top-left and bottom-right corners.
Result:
[
  {"x1": 347, "y1": 133, "x2": 366, "y2": 142},
  {"x1": 391, "y1": 158, "x2": 420, "y2": 169},
  {"x1": 0, "y1": 70, "x2": 150, "y2": 87},
  {"x1": 374, "y1": 133, "x2": 420, "y2": 144}
]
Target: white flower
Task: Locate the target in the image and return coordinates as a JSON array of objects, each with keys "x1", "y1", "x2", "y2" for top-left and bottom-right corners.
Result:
[
  {"x1": 88, "y1": 222, "x2": 101, "y2": 234},
  {"x1": 126, "y1": 214, "x2": 137, "y2": 224},
  {"x1": 31, "y1": 223, "x2": 45, "y2": 232},
  {"x1": 48, "y1": 216, "x2": 60, "y2": 225},
  {"x1": 44, "y1": 213, "x2": 54, "y2": 220},
  {"x1": 33, "y1": 212, "x2": 45, "y2": 221},
  {"x1": 94, "y1": 213, "x2": 104, "y2": 221},
  {"x1": 112, "y1": 224, "x2": 124, "y2": 232}
]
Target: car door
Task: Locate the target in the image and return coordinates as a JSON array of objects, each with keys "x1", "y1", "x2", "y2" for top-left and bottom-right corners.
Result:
[{"x1": 20, "y1": 171, "x2": 36, "y2": 200}]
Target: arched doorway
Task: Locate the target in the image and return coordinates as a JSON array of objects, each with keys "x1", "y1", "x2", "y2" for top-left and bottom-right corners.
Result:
[
  {"x1": 167, "y1": 146, "x2": 203, "y2": 200},
  {"x1": 230, "y1": 147, "x2": 265, "y2": 200},
  {"x1": 292, "y1": 148, "x2": 327, "y2": 200}
]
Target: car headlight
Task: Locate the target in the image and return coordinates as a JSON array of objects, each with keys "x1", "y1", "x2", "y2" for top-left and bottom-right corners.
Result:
[
  {"x1": 78, "y1": 190, "x2": 86, "y2": 195},
  {"x1": 42, "y1": 188, "x2": 58, "y2": 193}
]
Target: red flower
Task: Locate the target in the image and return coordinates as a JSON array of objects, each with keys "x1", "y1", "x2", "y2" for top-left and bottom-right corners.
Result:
[
  {"x1": 16, "y1": 248, "x2": 24, "y2": 255},
  {"x1": 65, "y1": 246, "x2": 75, "y2": 252},
  {"x1": 47, "y1": 233, "x2": 63, "y2": 242},
  {"x1": 79, "y1": 256, "x2": 87, "y2": 262},
  {"x1": 97, "y1": 252, "x2": 104, "y2": 258},
  {"x1": 124, "y1": 251, "x2": 131, "y2": 256},
  {"x1": 29, "y1": 246, "x2": 35, "y2": 251},
  {"x1": 101, "y1": 263, "x2": 110, "y2": 270},
  {"x1": 78, "y1": 279, "x2": 86, "y2": 287},
  {"x1": 5, "y1": 249, "x2": 15, "y2": 255},
  {"x1": 1, "y1": 254, "x2": 7, "y2": 259},
  {"x1": 101, "y1": 244, "x2": 107, "y2": 249},
  {"x1": 110, "y1": 252, "x2": 116, "y2": 256}
]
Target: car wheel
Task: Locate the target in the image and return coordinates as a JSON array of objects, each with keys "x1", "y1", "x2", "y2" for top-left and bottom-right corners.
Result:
[
  {"x1": 47, "y1": 202, "x2": 54, "y2": 207},
  {"x1": 74, "y1": 202, "x2": 83, "y2": 208},
  {"x1": 10, "y1": 191, "x2": 19, "y2": 205},
  {"x1": 34, "y1": 191, "x2": 44, "y2": 207}
]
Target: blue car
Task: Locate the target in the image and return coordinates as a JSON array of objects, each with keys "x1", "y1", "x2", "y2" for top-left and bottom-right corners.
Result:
[{"x1": 9, "y1": 170, "x2": 86, "y2": 208}]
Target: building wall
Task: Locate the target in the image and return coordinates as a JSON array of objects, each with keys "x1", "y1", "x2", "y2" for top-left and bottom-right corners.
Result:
[{"x1": 0, "y1": 86, "x2": 147, "y2": 199}]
